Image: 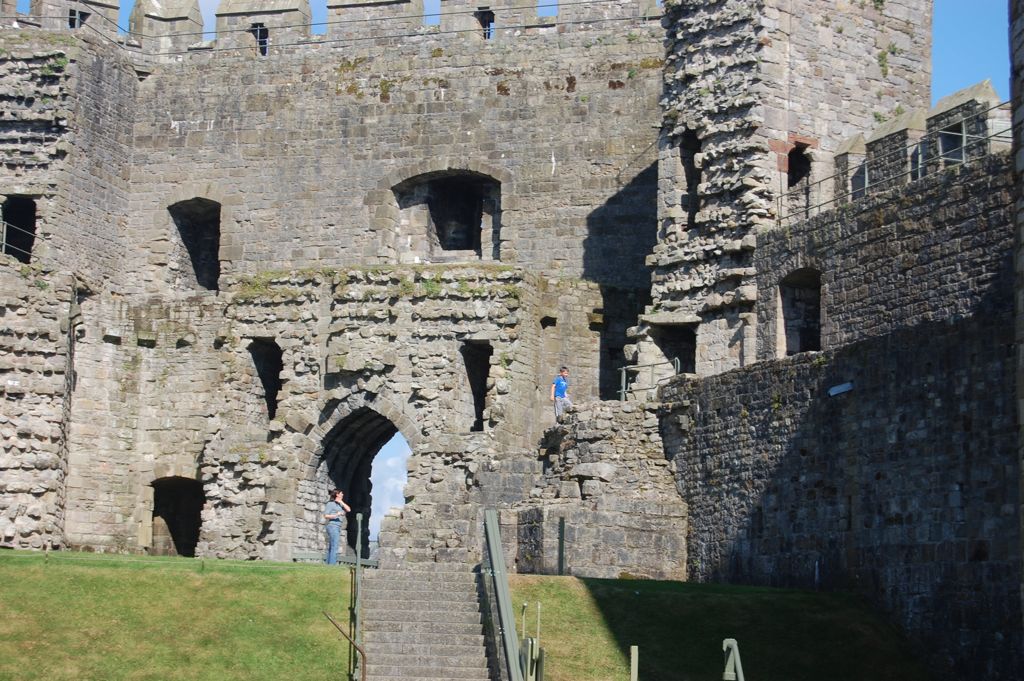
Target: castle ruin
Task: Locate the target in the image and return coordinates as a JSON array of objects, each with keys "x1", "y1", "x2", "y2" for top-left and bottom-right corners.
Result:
[{"x1": 0, "y1": 0, "x2": 1020, "y2": 677}]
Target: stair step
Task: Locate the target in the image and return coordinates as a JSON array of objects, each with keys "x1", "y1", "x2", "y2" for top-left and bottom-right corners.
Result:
[
  {"x1": 364, "y1": 631, "x2": 484, "y2": 646},
  {"x1": 363, "y1": 619, "x2": 485, "y2": 636},
  {"x1": 366, "y1": 664, "x2": 489, "y2": 680},
  {"x1": 370, "y1": 651, "x2": 487, "y2": 666}
]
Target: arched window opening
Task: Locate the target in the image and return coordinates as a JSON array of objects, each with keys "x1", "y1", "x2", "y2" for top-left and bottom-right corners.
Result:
[
  {"x1": 393, "y1": 171, "x2": 502, "y2": 263},
  {"x1": 250, "y1": 23, "x2": 269, "y2": 56},
  {"x1": 474, "y1": 8, "x2": 495, "y2": 39},
  {"x1": 248, "y1": 339, "x2": 283, "y2": 420},
  {"x1": 649, "y1": 324, "x2": 696, "y2": 375},
  {"x1": 151, "y1": 477, "x2": 204, "y2": 557},
  {"x1": 680, "y1": 130, "x2": 702, "y2": 228},
  {"x1": 319, "y1": 408, "x2": 405, "y2": 559},
  {"x1": 787, "y1": 144, "x2": 812, "y2": 188},
  {"x1": 2, "y1": 196, "x2": 37, "y2": 264},
  {"x1": 461, "y1": 341, "x2": 493, "y2": 432},
  {"x1": 168, "y1": 197, "x2": 221, "y2": 291},
  {"x1": 778, "y1": 268, "x2": 822, "y2": 356}
]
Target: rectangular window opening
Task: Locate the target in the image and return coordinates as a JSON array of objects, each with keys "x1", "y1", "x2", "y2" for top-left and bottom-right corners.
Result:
[
  {"x1": 939, "y1": 123, "x2": 965, "y2": 165},
  {"x1": 68, "y1": 9, "x2": 89, "y2": 29}
]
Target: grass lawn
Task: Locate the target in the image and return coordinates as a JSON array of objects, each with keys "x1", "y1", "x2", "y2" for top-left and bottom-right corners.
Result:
[
  {"x1": 509, "y1": 575, "x2": 931, "y2": 681},
  {"x1": 0, "y1": 550, "x2": 352, "y2": 681}
]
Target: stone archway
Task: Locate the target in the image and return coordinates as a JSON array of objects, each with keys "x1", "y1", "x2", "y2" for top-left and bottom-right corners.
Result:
[{"x1": 293, "y1": 392, "x2": 419, "y2": 559}]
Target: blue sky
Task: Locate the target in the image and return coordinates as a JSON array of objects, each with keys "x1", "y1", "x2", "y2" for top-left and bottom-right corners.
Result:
[{"x1": 12, "y1": 0, "x2": 1013, "y2": 536}]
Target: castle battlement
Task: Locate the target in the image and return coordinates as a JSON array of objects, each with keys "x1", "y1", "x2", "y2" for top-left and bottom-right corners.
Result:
[{"x1": 4, "y1": 0, "x2": 662, "y2": 61}]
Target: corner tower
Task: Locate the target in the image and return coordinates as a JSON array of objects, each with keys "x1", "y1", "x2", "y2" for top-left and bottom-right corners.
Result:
[{"x1": 635, "y1": 0, "x2": 932, "y2": 379}]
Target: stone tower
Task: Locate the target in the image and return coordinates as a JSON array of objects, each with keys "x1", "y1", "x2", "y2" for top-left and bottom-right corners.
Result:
[{"x1": 629, "y1": 0, "x2": 932, "y2": 384}]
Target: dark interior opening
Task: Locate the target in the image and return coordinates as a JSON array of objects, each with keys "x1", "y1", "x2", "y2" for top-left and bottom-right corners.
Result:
[
  {"x1": 248, "y1": 339, "x2": 284, "y2": 420},
  {"x1": 394, "y1": 171, "x2": 502, "y2": 260},
  {"x1": 850, "y1": 162, "x2": 868, "y2": 199},
  {"x1": 680, "y1": 130, "x2": 702, "y2": 228},
  {"x1": 598, "y1": 286, "x2": 650, "y2": 400},
  {"x1": 2, "y1": 196, "x2": 37, "y2": 264},
  {"x1": 428, "y1": 177, "x2": 484, "y2": 251},
  {"x1": 475, "y1": 8, "x2": 495, "y2": 39},
  {"x1": 787, "y1": 144, "x2": 812, "y2": 188},
  {"x1": 151, "y1": 477, "x2": 204, "y2": 557},
  {"x1": 68, "y1": 9, "x2": 90, "y2": 29},
  {"x1": 322, "y1": 408, "x2": 400, "y2": 559},
  {"x1": 168, "y1": 197, "x2": 221, "y2": 291},
  {"x1": 461, "y1": 341, "x2": 493, "y2": 432},
  {"x1": 250, "y1": 23, "x2": 269, "y2": 56},
  {"x1": 540, "y1": 316, "x2": 557, "y2": 329},
  {"x1": 780, "y1": 268, "x2": 822, "y2": 355},
  {"x1": 939, "y1": 123, "x2": 965, "y2": 163},
  {"x1": 650, "y1": 324, "x2": 696, "y2": 374}
]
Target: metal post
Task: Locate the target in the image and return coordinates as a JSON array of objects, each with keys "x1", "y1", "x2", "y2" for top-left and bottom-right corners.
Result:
[
  {"x1": 354, "y1": 512, "x2": 364, "y2": 679},
  {"x1": 619, "y1": 367, "x2": 627, "y2": 401},
  {"x1": 557, "y1": 517, "x2": 565, "y2": 576},
  {"x1": 630, "y1": 646, "x2": 639, "y2": 681}
]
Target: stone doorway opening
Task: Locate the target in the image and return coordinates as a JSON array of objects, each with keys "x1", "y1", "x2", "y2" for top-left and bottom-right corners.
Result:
[
  {"x1": 151, "y1": 477, "x2": 204, "y2": 557},
  {"x1": 320, "y1": 408, "x2": 409, "y2": 559}
]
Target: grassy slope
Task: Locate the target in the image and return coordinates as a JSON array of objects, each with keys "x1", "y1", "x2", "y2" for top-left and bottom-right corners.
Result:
[
  {"x1": 509, "y1": 575, "x2": 931, "y2": 681},
  {"x1": 0, "y1": 551, "x2": 351, "y2": 681},
  {"x1": 1, "y1": 551, "x2": 930, "y2": 681}
]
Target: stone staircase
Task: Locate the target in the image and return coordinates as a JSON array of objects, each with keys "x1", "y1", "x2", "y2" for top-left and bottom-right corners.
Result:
[{"x1": 361, "y1": 562, "x2": 492, "y2": 681}]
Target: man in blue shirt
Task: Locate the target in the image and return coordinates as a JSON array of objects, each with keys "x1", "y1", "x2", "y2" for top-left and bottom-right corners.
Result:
[
  {"x1": 550, "y1": 366, "x2": 572, "y2": 422},
  {"x1": 323, "y1": 488, "x2": 351, "y2": 565}
]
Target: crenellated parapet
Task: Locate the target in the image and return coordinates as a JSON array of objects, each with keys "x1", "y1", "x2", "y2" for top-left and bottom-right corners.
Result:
[
  {"x1": 128, "y1": 0, "x2": 203, "y2": 55},
  {"x1": 831, "y1": 79, "x2": 1010, "y2": 211},
  {"x1": 214, "y1": 0, "x2": 311, "y2": 55},
  {"x1": 325, "y1": 0, "x2": 423, "y2": 43},
  {"x1": 30, "y1": 0, "x2": 120, "y2": 40}
]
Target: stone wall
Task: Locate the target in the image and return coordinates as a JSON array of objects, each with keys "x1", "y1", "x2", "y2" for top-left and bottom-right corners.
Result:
[
  {"x1": 660, "y1": 150, "x2": 1020, "y2": 678},
  {"x1": 756, "y1": 152, "x2": 1014, "y2": 358},
  {"x1": 119, "y1": 21, "x2": 662, "y2": 295},
  {"x1": 509, "y1": 400, "x2": 687, "y2": 579},
  {"x1": 0, "y1": 263, "x2": 76, "y2": 549},
  {"x1": 1013, "y1": 0, "x2": 1024, "y2": 643}
]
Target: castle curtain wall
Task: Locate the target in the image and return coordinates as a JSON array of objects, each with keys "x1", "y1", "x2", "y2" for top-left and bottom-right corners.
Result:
[{"x1": 662, "y1": 154, "x2": 1021, "y2": 679}]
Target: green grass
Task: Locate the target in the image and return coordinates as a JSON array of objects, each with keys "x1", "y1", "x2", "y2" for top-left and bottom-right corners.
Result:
[
  {"x1": 509, "y1": 575, "x2": 931, "y2": 681},
  {"x1": 0, "y1": 551, "x2": 352, "y2": 681}
]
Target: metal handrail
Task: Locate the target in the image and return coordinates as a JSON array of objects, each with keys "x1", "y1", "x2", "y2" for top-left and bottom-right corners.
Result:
[
  {"x1": 776, "y1": 100, "x2": 1014, "y2": 224},
  {"x1": 324, "y1": 611, "x2": 367, "y2": 681},
  {"x1": 483, "y1": 508, "x2": 525, "y2": 681},
  {"x1": 618, "y1": 357, "x2": 681, "y2": 400},
  {"x1": 0, "y1": 218, "x2": 37, "y2": 262}
]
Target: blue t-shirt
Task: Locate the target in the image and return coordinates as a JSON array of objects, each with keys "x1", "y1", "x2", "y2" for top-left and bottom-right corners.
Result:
[
  {"x1": 553, "y1": 375, "x2": 569, "y2": 398},
  {"x1": 325, "y1": 501, "x2": 344, "y2": 525}
]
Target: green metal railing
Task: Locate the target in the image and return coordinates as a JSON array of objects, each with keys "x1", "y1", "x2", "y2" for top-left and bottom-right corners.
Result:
[
  {"x1": 483, "y1": 509, "x2": 525, "y2": 681},
  {"x1": 618, "y1": 357, "x2": 681, "y2": 400}
]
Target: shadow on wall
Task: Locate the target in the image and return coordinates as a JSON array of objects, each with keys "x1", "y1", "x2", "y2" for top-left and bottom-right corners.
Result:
[
  {"x1": 576, "y1": 577, "x2": 930, "y2": 681},
  {"x1": 582, "y1": 162, "x2": 657, "y2": 398},
  {"x1": 668, "y1": 270, "x2": 1022, "y2": 680}
]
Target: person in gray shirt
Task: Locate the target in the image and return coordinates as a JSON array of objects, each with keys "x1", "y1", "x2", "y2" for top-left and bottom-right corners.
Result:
[{"x1": 323, "y1": 488, "x2": 352, "y2": 565}]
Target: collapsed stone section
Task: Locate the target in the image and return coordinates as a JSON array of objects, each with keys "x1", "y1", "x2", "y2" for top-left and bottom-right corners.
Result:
[{"x1": 507, "y1": 400, "x2": 686, "y2": 579}]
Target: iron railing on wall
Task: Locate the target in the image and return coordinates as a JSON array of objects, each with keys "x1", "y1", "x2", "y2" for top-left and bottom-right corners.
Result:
[
  {"x1": 776, "y1": 100, "x2": 1014, "y2": 225},
  {"x1": 0, "y1": 218, "x2": 37, "y2": 264},
  {"x1": 618, "y1": 357, "x2": 681, "y2": 400}
]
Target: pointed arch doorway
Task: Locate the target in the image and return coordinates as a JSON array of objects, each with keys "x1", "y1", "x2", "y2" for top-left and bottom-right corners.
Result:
[{"x1": 320, "y1": 407, "x2": 410, "y2": 559}]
